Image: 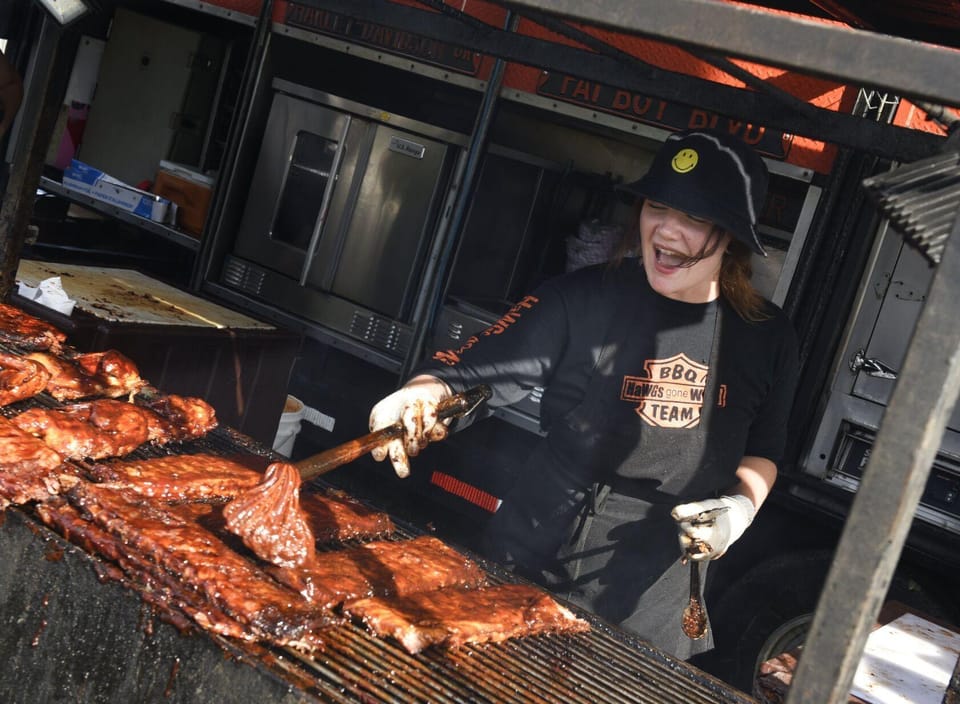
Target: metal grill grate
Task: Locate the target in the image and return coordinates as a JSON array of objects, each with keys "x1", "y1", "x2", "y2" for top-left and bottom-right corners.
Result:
[{"x1": 0, "y1": 341, "x2": 753, "y2": 703}]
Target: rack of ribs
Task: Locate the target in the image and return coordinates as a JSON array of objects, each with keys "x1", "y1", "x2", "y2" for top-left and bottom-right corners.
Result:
[
  {"x1": 87, "y1": 454, "x2": 395, "y2": 542},
  {"x1": 343, "y1": 583, "x2": 591, "y2": 654},
  {"x1": 0, "y1": 416, "x2": 77, "y2": 507},
  {"x1": 268, "y1": 535, "x2": 488, "y2": 609},
  {"x1": 217, "y1": 488, "x2": 395, "y2": 547},
  {"x1": 0, "y1": 351, "x2": 51, "y2": 406},
  {"x1": 27, "y1": 350, "x2": 147, "y2": 401},
  {"x1": 36, "y1": 498, "x2": 253, "y2": 642},
  {"x1": 301, "y1": 489, "x2": 395, "y2": 544},
  {"x1": 223, "y1": 461, "x2": 316, "y2": 568},
  {"x1": 0, "y1": 302, "x2": 67, "y2": 351},
  {"x1": 66, "y1": 481, "x2": 337, "y2": 651},
  {"x1": 86, "y1": 454, "x2": 263, "y2": 502}
]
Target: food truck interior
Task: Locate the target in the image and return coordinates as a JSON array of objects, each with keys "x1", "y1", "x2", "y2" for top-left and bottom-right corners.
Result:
[{"x1": 2, "y1": 0, "x2": 960, "y2": 700}]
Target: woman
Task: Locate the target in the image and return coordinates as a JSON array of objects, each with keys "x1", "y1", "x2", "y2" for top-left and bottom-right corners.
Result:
[{"x1": 368, "y1": 129, "x2": 800, "y2": 659}]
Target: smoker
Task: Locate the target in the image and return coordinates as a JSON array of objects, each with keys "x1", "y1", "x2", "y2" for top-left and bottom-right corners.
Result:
[{"x1": 221, "y1": 79, "x2": 466, "y2": 369}]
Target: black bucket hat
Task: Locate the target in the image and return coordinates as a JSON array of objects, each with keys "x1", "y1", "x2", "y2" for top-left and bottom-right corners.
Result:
[{"x1": 619, "y1": 129, "x2": 770, "y2": 255}]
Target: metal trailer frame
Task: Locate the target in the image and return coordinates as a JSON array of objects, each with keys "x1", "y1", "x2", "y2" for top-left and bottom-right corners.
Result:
[{"x1": 298, "y1": 0, "x2": 948, "y2": 162}]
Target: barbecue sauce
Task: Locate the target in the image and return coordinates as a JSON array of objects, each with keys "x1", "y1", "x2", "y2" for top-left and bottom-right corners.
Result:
[
  {"x1": 681, "y1": 594, "x2": 708, "y2": 639},
  {"x1": 223, "y1": 461, "x2": 316, "y2": 568}
]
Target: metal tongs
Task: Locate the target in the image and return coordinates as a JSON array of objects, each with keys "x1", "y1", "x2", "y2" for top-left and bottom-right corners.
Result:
[
  {"x1": 295, "y1": 384, "x2": 492, "y2": 482},
  {"x1": 675, "y1": 505, "x2": 729, "y2": 640}
]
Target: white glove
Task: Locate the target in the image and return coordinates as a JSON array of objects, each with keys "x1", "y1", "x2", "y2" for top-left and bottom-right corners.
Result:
[
  {"x1": 368, "y1": 375, "x2": 452, "y2": 478},
  {"x1": 671, "y1": 494, "x2": 756, "y2": 561}
]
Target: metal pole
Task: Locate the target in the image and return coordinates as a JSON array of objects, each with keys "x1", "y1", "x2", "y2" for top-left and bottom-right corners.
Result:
[
  {"x1": 401, "y1": 11, "x2": 516, "y2": 380},
  {"x1": 0, "y1": 15, "x2": 68, "y2": 299},
  {"x1": 785, "y1": 187, "x2": 960, "y2": 702},
  {"x1": 191, "y1": 0, "x2": 275, "y2": 291}
]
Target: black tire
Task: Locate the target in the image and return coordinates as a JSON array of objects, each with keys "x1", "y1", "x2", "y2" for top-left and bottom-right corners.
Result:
[
  {"x1": 697, "y1": 549, "x2": 954, "y2": 697},
  {"x1": 698, "y1": 549, "x2": 832, "y2": 694}
]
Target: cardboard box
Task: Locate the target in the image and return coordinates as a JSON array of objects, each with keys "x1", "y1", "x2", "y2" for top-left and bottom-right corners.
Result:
[
  {"x1": 153, "y1": 161, "x2": 215, "y2": 237},
  {"x1": 63, "y1": 159, "x2": 169, "y2": 221}
]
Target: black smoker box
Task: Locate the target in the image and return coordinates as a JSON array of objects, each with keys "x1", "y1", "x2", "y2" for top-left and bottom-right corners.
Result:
[{"x1": 13, "y1": 259, "x2": 301, "y2": 446}]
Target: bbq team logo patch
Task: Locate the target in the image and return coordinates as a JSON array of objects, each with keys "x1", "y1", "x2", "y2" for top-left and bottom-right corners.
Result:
[{"x1": 621, "y1": 353, "x2": 719, "y2": 428}]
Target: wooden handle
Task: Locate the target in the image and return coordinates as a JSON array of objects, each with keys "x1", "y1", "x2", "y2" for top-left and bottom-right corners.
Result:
[{"x1": 294, "y1": 384, "x2": 492, "y2": 481}]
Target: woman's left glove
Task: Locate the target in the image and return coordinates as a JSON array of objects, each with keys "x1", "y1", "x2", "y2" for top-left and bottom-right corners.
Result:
[
  {"x1": 671, "y1": 494, "x2": 756, "y2": 560},
  {"x1": 368, "y1": 375, "x2": 452, "y2": 478}
]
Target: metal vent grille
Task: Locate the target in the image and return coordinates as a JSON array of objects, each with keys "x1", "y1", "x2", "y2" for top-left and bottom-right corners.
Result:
[
  {"x1": 222, "y1": 258, "x2": 266, "y2": 295},
  {"x1": 862, "y1": 150, "x2": 960, "y2": 265},
  {"x1": 349, "y1": 311, "x2": 405, "y2": 353}
]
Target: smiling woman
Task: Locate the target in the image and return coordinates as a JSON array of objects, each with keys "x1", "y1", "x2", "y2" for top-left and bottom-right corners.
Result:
[
  {"x1": 366, "y1": 128, "x2": 801, "y2": 661},
  {"x1": 637, "y1": 201, "x2": 728, "y2": 303},
  {"x1": 617, "y1": 130, "x2": 773, "y2": 320}
]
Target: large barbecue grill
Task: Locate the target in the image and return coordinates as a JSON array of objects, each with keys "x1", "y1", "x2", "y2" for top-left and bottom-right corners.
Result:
[{"x1": 0, "y1": 344, "x2": 754, "y2": 703}]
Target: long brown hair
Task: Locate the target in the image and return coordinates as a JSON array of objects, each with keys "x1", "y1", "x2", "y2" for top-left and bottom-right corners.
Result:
[
  {"x1": 609, "y1": 202, "x2": 770, "y2": 322},
  {"x1": 720, "y1": 239, "x2": 770, "y2": 322}
]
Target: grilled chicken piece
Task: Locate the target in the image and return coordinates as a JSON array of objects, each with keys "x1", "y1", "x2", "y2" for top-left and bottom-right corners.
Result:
[
  {"x1": 12, "y1": 399, "x2": 152, "y2": 459},
  {"x1": 13, "y1": 395, "x2": 218, "y2": 461},
  {"x1": 0, "y1": 351, "x2": 52, "y2": 406},
  {"x1": 142, "y1": 394, "x2": 217, "y2": 440},
  {"x1": 73, "y1": 350, "x2": 147, "y2": 397},
  {"x1": 26, "y1": 349, "x2": 147, "y2": 401},
  {"x1": 0, "y1": 415, "x2": 72, "y2": 507},
  {"x1": 0, "y1": 302, "x2": 67, "y2": 351}
]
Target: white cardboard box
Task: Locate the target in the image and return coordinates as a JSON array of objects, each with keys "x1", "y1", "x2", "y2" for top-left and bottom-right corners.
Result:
[{"x1": 63, "y1": 159, "x2": 169, "y2": 222}]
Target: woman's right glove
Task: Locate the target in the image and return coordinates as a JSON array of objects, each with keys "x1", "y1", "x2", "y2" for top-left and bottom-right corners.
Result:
[{"x1": 368, "y1": 375, "x2": 452, "y2": 478}]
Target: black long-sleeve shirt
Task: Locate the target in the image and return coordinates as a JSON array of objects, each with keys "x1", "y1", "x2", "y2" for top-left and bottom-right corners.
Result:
[{"x1": 417, "y1": 259, "x2": 799, "y2": 657}]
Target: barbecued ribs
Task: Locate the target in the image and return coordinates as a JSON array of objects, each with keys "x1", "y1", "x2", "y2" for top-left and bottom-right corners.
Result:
[
  {"x1": 269, "y1": 535, "x2": 488, "y2": 609},
  {"x1": 65, "y1": 482, "x2": 336, "y2": 651},
  {"x1": 27, "y1": 350, "x2": 146, "y2": 401},
  {"x1": 87, "y1": 454, "x2": 395, "y2": 542},
  {"x1": 344, "y1": 583, "x2": 591, "y2": 654},
  {"x1": 87, "y1": 454, "x2": 262, "y2": 502},
  {"x1": 0, "y1": 416, "x2": 76, "y2": 506},
  {"x1": 0, "y1": 302, "x2": 67, "y2": 351},
  {"x1": 12, "y1": 395, "x2": 217, "y2": 460},
  {"x1": 223, "y1": 461, "x2": 316, "y2": 568},
  {"x1": 0, "y1": 351, "x2": 51, "y2": 406},
  {"x1": 301, "y1": 489, "x2": 394, "y2": 544},
  {"x1": 36, "y1": 498, "x2": 251, "y2": 642}
]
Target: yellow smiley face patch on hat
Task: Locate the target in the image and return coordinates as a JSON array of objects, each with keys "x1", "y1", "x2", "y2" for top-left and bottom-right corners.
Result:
[{"x1": 671, "y1": 148, "x2": 699, "y2": 173}]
